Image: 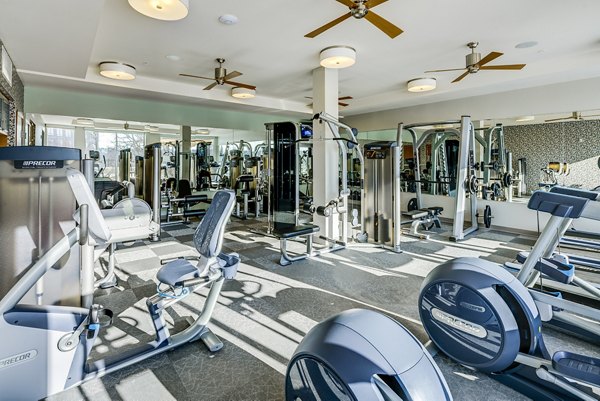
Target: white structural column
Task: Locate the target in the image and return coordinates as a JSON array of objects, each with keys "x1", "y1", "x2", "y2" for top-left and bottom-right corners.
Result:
[
  {"x1": 312, "y1": 66, "x2": 339, "y2": 241},
  {"x1": 74, "y1": 126, "x2": 86, "y2": 156},
  {"x1": 145, "y1": 132, "x2": 161, "y2": 145},
  {"x1": 181, "y1": 125, "x2": 192, "y2": 181}
]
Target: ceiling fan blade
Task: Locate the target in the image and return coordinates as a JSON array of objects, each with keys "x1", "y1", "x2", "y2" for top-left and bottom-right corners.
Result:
[
  {"x1": 452, "y1": 71, "x2": 470, "y2": 83},
  {"x1": 306, "y1": 103, "x2": 313, "y2": 107},
  {"x1": 363, "y1": 10, "x2": 403, "y2": 38},
  {"x1": 203, "y1": 82, "x2": 218, "y2": 91},
  {"x1": 338, "y1": 96, "x2": 353, "y2": 100},
  {"x1": 338, "y1": 102, "x2": 349, "y2": 107},
  {"x1": 425, "y1": 68, "x2": 465, "y2": 73},
  {"x1": 180, "y1": 73, "x2": 215, "y2": 80},
  {"x1": 365, "y1": 0, "x2": 389, "y2": 8},
  {"x1": 336, "y1": 0, "x2": 356, "y2": 7},
  {"x1": 477, "y1": 51, "x2": 503, "y2": 67},
  {"x1": 479, "y1": 64, "x2": 526, "y2": 70},
  {"x1": 305, "y1": 96, "x2": 313, "y2": 99},
  {"x1": 305, "y1": 13, "x2": 352, "y2": 38},
  {"x1": 223, "y1": 70, "x2": 242, "y2": 81},
  {"x1": 224, "y1": 80, "x2": 256, "y2": 90}
]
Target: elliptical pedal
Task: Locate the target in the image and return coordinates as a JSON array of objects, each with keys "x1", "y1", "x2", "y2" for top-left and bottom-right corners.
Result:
[{"x1": 552, "y1": 351, "x2": 600, "y2": 386}]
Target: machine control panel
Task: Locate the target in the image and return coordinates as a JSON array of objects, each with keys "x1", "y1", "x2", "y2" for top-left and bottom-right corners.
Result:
[{"x1": 364, "y1": 141, "x2": 396, "y2": 159}]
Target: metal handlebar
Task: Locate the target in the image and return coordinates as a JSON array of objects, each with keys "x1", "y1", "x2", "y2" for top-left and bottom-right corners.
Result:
[{"x1": 79, "y1": 204, "x2": 89, "y2": 246}]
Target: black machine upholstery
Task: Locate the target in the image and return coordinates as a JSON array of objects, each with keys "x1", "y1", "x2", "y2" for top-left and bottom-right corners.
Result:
[{"x1": 273, "y1": 224, "x2": 320, "y2": 239}]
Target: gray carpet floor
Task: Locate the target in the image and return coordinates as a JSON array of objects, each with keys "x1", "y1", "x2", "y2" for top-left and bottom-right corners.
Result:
[{"x1": 46, "y1": 217, "x2": 600, "y2": 401}]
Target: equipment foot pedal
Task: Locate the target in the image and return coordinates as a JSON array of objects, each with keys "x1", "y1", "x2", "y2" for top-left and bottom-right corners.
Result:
[{"x1": 553, "y1": 351, "x2": 600, "y2": 385}]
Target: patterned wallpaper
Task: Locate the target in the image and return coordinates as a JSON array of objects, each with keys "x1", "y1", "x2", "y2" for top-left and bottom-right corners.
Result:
[
  {"x1": 504, "y1": 120, "x2": 600, "y2": 193},
  {"x1": 0, "y1": 38, "x2": 25, "y2": 146}
]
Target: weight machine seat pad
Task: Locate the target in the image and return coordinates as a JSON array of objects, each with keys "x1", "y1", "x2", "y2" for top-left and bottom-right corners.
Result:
[
  {"x1": 426, "y1": 206, "x2": 444, "y2": 213},
  {"x1": 237, "y1": 175, "x2": 255, "y2": 183},
  {"x1": 402, "y1": 210, "x2": 428, "y2": 219},
  {"x1": 273, "y1": 224, "x2": 320, "y2": 239},
  {"x1": 157, "y1": 259, "x2": 199, "y2": 287}
]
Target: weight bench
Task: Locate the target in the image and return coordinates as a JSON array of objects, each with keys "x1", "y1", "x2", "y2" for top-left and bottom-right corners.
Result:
[{"x1": 272, "y1": 224, "x2": 320, "y2": 266}]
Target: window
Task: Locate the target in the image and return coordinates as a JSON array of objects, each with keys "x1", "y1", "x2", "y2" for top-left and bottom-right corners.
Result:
[
  {"x1": 46, "y1": 127, "x2": 75, "y2": 148},
  {"x1": 85, "y1": 130, "x2": 145, "y2": 180}
]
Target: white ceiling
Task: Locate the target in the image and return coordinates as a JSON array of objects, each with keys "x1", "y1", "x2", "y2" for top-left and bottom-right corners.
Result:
[{"x1": 2, "y1": 0, "x2": 600, "y2": 117}]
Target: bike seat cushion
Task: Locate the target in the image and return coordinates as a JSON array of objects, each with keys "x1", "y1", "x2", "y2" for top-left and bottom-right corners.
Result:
[{"x1": 157, "y1": 259, "x2": 199, "y2": 287}]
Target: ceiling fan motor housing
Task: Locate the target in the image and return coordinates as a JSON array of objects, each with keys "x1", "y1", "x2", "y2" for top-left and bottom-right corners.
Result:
[
  {"x1": 215, "y1": 67, "x2": 226, "y2": 84},
  {"x1": 351, "y1": 2, "x2": 368, "y2": 18},
  {"x1": 466, "y1": 52, "x2": 481, "y2": 72}
]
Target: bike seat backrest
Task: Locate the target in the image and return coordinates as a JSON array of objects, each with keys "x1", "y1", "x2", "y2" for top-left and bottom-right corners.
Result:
[
  {"x1": 528, "y1": 190, "x2": 589, "y2": 218},
  {"x1": 193, "y1": 190, "x2": 236, "y2": 258}
]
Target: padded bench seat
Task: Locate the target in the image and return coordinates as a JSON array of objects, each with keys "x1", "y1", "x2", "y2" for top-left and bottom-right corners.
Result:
[
  {"x1": 402, "y1": 210, "x2": 428, "y2": 219},
  {"x1": 426, "y1": 206, "x2": 444, "y2": 214},
  {"x1": 273, "y1": 224, "x2": 321, "y2": 266},
  {"x1": 273, "y1": 224, "x2": 320, "y2": 239}
]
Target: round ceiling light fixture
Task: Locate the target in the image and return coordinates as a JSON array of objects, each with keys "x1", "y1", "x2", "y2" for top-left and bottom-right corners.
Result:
[
  {"x1": 219, "y1": 14, "x2": 239, "y2": 25},
  {"x1": 231, "y1": 87, "x2": 256, "y2": 99},
  {"x1": 128, "y1": 0, "x2": 189, "y2": 21},
  {"x1": 319, "y1": 46, "x2": 356, "y2": 69},
  {"x1": 407, "y1": 78, "x2": 436, "y2": 92},
  {"x1": 99, "y1": 62, "x2": 136, "y2": 80}
]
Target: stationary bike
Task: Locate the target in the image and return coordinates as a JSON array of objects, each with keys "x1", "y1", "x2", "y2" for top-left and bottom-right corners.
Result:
[{"x1": 0, "y1": 169, "x2": 239, "y2": 401}]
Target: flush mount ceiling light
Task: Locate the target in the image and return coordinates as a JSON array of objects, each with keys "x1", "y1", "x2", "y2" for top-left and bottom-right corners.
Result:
[
  {"x1": 407, "y1": 78, "x2": 436, "y2": 92},
  {"x1": 231, "y1": 87, "x2": 256, "y2": 99},
  {"x1": 99, "y1": 62, "x2": 136, "y2": 80},
  {"x1": 128, "y1": 0, "x2": 189, "y2": 21},
  {"x1": 319, "y1": 46, "x2": 356, "y2": 69},
  {"x1": 73, "y1": 118, "x2": 95, "y2": 127},
  {"x1": 195, "y1": 129, "x2": 210, "y2": 135},
  {"x1": 516, "y1": 115, "x2": 535, "y2": 122}
]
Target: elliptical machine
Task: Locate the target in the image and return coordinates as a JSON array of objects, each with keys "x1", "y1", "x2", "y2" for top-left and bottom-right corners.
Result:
[
  {"x1": 285, "y1": 309, "x2": 453, "y2": 401},
  {"x1": 419, "y1": 191, "x2": 600, "y2": 401}
]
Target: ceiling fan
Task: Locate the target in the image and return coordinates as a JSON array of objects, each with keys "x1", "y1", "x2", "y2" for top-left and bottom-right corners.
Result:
[
  {"x1": 425, "y1": 42, "x2": 526, "y2": 83},
  {"x1": 306, "y1": 95, "x2": 353, "y2": 107},
  {"x1": 305, "y1": 0, "x2": 403, "y2": 39},
  {"x1": 545, "y1": 111, "x2": 600, "y2": 123},
  {"x1": 179, "y1": 58, "x2": 256, "y2": 91}
]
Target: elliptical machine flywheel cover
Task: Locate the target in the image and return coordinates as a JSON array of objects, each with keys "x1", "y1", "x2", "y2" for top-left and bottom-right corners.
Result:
[
  {"x1": 418, "y1": 257, "x2": 542, "y2": 373},
  {"x1": 285, "y1": 309, "x2": 453, "y2": 401}
]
